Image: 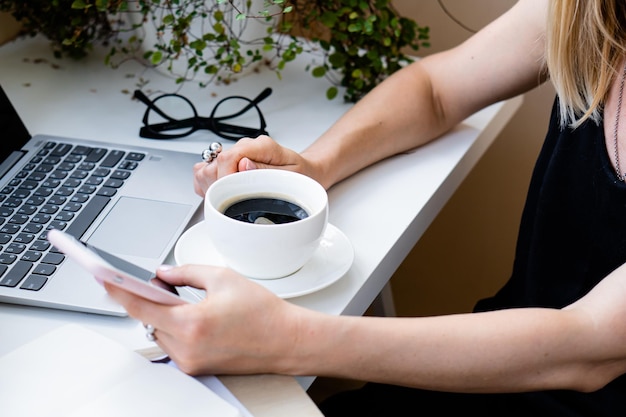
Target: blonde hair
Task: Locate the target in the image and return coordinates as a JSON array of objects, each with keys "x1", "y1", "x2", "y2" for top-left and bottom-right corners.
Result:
[{"x1": 546, "y1": 0, "x2": 626, "y2": 127}]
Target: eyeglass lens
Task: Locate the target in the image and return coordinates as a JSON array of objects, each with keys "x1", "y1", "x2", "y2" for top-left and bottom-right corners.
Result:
[
  {"x1": 146, "y1": 95, "x2": 197, "y2": 137},
  {"x1": 213, "y1": 98, "x2": 262, "y2": 129}
]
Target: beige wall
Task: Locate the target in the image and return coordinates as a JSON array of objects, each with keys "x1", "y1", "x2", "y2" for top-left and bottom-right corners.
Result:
[
  {"x1": 388, "y1": 1, "x2": 556, "y2": 316},
  {"x1": 0, "y1": 12, "x2": 20, "y2": 45}
]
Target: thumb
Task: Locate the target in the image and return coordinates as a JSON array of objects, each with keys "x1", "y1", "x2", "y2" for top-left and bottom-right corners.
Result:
[
  {"x1": 156, "y1": 264, "x2": 216, "y2": 289},
  {"x1": 238, "y1": 157, "x2": 261, "y2": 171},
  {"x1": 157, "y1": 264, "x2": 252, "y2": 295}
]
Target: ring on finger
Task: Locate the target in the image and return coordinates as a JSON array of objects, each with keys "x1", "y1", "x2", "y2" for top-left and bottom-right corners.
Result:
[
  {"x1": 201, "y1": 142, "x2": 223, "y2": 163},
  {"x1": 144, "y1": 323, "x2": 157, "y2": 342}
]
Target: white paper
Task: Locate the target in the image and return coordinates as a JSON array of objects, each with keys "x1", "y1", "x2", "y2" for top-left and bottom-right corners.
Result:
[{"x1": 0, "y1": 324, "x2": 242, "y2": 417}]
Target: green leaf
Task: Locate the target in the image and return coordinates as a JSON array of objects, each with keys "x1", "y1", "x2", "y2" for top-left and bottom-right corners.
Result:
[
  {"x1": 70, "y1": 0, "x2": 87, "y2": 9},
  {"x1": 348, "y1": 23, "x2": 361, "y2": 32},
  {"x1": 213, "y1": 22, "x2": 225, "y2": 35},
  {"x1": 189, "y1": 39, "x2": 205, "y2": 52},
  {"x1": 312, "y1": 66, "x2": 326, "y2": 78},
  {"x1": 320, "y1": 11, "x2": 338, "y2": 28},
  {"x1": 364, "y1": 20, "x2": 373, "y2": 34},
  {"x1": 328, "y1": 52, "x2": 347, "y2": 68},
  {"x1": 151, "y1": 51, "x2": 163, "y2": 65},
  {"x1": 95, "y1": 0, "x2": 108, "y2": 11},
  {"x1": 326, "y1": 87, "x2": 338, "y2": 100}
]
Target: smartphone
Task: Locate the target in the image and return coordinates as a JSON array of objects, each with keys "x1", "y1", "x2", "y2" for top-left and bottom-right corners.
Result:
[{"x1": 47, "y1": 229, "x2": 187, "y2": 306}]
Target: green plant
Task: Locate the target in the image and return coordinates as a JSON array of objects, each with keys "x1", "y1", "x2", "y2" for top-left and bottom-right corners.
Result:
[
  {"x1": 0, "y1": 0, "x2": 430, "y2": 102},
  {"x1": 0, "y1": 0, "x2": 128, "y2": 59},
  {"x1": 108, "y1": 0, "x2": 297, "y2": 87},
  {"x1": 287, "y1": 0, "x2": 430, "y2": 101}
]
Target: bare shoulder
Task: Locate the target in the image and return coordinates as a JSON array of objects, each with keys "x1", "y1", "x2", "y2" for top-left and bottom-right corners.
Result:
[
  {"x1": 514, "y1": 0, "x2": 549, "y2": 29},
  {"x1": 474, "y1": 0, "x2": 548, "y2": 66}
]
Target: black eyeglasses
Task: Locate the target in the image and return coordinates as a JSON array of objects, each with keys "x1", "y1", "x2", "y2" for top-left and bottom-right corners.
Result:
[{"x1": 133, "y1": 87, "x2": 272, "y2": 141}]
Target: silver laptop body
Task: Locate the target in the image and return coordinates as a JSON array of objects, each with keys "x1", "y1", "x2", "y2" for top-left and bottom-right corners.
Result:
[{"x1": 0, "y1": 85, "x2": 202, "y2": 316}]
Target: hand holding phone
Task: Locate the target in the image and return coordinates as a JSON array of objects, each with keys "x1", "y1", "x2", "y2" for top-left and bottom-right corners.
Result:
[{"x1": 47, "y1": 229, "x2": 187, "y2": 306}]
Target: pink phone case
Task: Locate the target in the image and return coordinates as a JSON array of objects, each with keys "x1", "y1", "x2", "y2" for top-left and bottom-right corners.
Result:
[{"x1": 47, "y1": 229, "x2": 187, "y2": 305}]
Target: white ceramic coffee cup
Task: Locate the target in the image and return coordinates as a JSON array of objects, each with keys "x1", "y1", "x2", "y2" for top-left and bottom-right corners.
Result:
[{"x1": 204, "y1": 169, "x2": 328, "y2": 279}]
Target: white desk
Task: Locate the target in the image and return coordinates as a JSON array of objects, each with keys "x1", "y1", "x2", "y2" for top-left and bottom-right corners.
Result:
[{"x1": 0, "y1": 35, "x2": 522, "y2": 414}]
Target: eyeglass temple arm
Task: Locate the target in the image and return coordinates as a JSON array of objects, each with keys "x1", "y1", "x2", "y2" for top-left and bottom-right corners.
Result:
[
  {"x1": 191, "y1": 116, "x2": 267, "y2": 136},
  {"x1": 143, "y1": 117, "x2": 266, "y2": 137},
  {"x1": 142, "y1": 117, "x2": 197, "y2": 133},
  {"x1": 212, "y1": 121, "x2": 268, "y2": 136},
  {"x1": 254, "y1": 87, "x2": 273, "y2": 104}
]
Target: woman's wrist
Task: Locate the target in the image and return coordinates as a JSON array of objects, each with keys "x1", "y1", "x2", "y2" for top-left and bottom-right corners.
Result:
[
  {"x1": 271, "y1": 306, "x2": 342, "y2": 376},
  {"x1": 300, "y1": 149, "x2": 338, "y2": 190}
]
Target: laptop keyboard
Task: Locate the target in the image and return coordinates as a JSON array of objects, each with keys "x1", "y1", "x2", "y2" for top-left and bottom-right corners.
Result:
[{"x1": 0, "y1": 141, "x2": 145, "y2": 292}]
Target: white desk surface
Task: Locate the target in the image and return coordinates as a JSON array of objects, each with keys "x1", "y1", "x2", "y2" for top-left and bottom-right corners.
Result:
[{"x1": 0, "y1": 35, "x2": 522, "y2": 415}]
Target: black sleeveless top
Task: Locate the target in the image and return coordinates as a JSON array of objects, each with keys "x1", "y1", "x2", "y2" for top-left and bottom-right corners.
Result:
[{"x1": 474, "y1": 97, "x2": 626, "y2": 415}]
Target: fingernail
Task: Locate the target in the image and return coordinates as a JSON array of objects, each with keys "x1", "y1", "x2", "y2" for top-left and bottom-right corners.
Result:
[
  {"x1": 157, "y1": 264, "x2": 174, "y2": 273},
  {"x1": 244, "y1": 158, "x2": 257, "y2": 170}
]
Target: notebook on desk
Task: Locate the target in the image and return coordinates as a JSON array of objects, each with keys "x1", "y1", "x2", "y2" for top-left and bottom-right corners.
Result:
[
  {"x1": 0, "y1": 84, "x2": 203, "y2": 316},
  {"x1": 0, "y1": 324, "x2": 245, "y2": 417}
]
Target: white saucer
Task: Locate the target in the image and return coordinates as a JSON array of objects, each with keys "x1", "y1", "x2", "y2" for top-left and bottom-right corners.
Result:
[{"x1": 174, "y1": 222, "x2": 354, "y2": 298}]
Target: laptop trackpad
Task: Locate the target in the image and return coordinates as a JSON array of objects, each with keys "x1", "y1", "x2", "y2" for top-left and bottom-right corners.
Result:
[{"x1": 86, "y1": 197, "x2": 192, "y2": 258}]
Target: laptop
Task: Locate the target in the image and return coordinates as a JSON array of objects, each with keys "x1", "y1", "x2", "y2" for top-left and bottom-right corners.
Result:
[{"x1": 0, "y1": 84, "x2": 203, "y2": 316}]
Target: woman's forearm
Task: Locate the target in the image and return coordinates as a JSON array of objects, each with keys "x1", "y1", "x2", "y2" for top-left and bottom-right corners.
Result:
[
  {"x1": 284, "y1": 304, "x2": 626, "y2": 393},
  {"x1": 301, "y1": 63, "x2": 451, "y2": 189}
]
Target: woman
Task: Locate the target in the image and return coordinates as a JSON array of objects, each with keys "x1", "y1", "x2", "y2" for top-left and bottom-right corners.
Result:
[{"x1": 107, "y1": 0, "x2": 626, "y2": 414}]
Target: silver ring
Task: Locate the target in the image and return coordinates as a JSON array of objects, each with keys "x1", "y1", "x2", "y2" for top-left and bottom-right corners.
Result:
[
  {"x1": 144, "y1": 323, "x2": 157, "y2": 342},
  {"x1": 201, "y1": 142, "x2": 223, "y2": 163}
]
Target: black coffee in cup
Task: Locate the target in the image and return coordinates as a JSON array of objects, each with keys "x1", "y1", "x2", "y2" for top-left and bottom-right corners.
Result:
[{"x1": 223, "y1": 197, "x2": 308, "y2": 224}]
